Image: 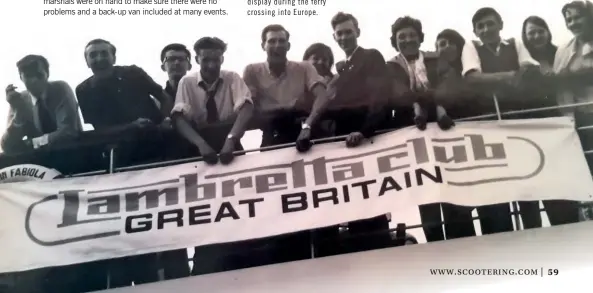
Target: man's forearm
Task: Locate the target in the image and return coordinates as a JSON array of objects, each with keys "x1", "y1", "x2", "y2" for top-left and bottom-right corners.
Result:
[
  {"x1": 46, "y1": 127, "x2": 80, "y2": 147},
  {"x1": 229, "y1": 103, "x2": 254, "y2": 137},
  {"x1": 173, "y1": 115, "x2": 210, "y2": 147},
  {"x1": 465, "y1": 71, "x2": 515, "y2": 91},
  {"x1": 554, "y1": 69, "x2": 593, "y2": 89},
  {"x1": 157, "y1": 91, "x2": 174, "y2": 116},
  {"x1": 305, "y1": 86, "x2": 331, "y2": 126}
]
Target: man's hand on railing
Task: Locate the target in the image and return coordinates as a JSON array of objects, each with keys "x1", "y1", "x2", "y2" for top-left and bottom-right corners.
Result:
[
  {"x1": 345, "y1": 132, "x2": 365, "y2": 148},
  {"x1": 158, "y1": 117, "x2": 173, "y2": 131},
  {"x1": 295, "y1": 127, "x2": 312, "y2": 153},
  {"x1": 197, "y1": 143, "x2": 218, "y2": 165},
  {"x1": 219, "y1": 136, "x2": 237, "y2": 165}
]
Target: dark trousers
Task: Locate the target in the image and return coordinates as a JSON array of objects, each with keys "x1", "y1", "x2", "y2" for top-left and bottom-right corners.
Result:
[
  {"x1": 258, "y1": 111, "x2": 336, "y2": 263},
  {"x1": 330, "y1": 108, "x2": 393, "y2": 253},
  {"x1": 159, "y1": 250, "x2": 190, "y2": 280},
  {"x1": 420, "y1": 203, "x2": 476, "y2": 242},
  {"x1": 518, "y1": 200, "x2": 581, "y2": 228}
]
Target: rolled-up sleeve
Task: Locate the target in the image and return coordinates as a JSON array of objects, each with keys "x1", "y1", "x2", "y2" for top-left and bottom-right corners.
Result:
[
  {"x1": 171, "y1": 75, "x2": 193, "y2": 120},
  {"x1": 229, "y1": 72, "x2": 253, "y2": 112},
  {"x1": 303, "y1": 62, "x2": 325, "y2": 91},
  {"x1": 461, "y1": 41, "x2": 482, "y2": 77}
]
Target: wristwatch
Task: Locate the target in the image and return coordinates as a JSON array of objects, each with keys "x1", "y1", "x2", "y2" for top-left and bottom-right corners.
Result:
[{"x1": 301, "y1": 123, "x2": 311, "y2": 130}]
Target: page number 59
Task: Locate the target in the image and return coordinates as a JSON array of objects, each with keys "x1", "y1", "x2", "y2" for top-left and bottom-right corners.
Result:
[{"x1": 548, "y1": 269, "x2": 559, "y2": 276}]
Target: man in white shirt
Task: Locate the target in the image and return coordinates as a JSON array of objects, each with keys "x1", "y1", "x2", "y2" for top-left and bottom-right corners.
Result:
[{"x1": 461, "y1": 7, "x2": 546, "y2": 235}]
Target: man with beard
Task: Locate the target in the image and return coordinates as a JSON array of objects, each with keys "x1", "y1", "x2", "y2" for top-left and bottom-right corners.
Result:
[
  {"x1": 461, "y1": 7, "x2": 543, "y2": 235},
  {"x1": 328, "y1": 12, "x2": 393, "y2": 253},
  {"x1": 2, "y1": 55, "x2": 82, "y2": 153},
  {"x1": 75, "y1": 38, "x2": 168, "y2": 289},
  {"x1": 242, "y1": 24, "x2": 332, "y2": 265}
]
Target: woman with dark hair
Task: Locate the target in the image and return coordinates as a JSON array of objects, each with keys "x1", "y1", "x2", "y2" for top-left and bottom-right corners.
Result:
[
  {"x1": 554, "y1": 0, "x2": 593, "y2": 223},
  {"x1": 514, "y1": 16, "x2": 583, "y2": 229},
  {"x1": 522, "y1": 16, "x2": 557, "y2": 70},
  {"x1": 386, "y1": 16, "x2": 454, "y2": 131},
  {"x1": 303, "y1": 43, "x2": 334, "y2": 82}
]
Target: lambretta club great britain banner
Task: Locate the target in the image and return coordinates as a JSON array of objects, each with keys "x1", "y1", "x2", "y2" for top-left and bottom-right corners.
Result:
[{"x1": 1, "y1": 117, "x2": 592, "y2": 273}]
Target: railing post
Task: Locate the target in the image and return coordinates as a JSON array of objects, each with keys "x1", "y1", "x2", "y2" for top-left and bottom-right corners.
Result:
[{"x1": 493, "y1": 94, "x2": 523, "y2": 231}]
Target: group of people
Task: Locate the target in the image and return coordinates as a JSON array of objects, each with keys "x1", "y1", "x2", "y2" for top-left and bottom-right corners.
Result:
[{"x1": 2, "y1": 1, "x2": 593, "y2": 292}]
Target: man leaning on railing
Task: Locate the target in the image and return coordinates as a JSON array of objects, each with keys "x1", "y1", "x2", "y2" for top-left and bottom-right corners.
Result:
[{"x1": 2, "y1": 55, "x2": 82, "y2": 154}]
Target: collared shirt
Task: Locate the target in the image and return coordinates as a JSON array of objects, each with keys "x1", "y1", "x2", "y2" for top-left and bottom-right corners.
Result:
[
  {"x1": 554, "y1": 37, "x2": 593, "y2": 115},
  {"x1": 242, "y1": 60, "x2": 325, "y2": 112},
  {"x1": 2, "y1": 81, "x2": 82, "y2": 153},
  {"x1": 76, "y1": 65, "x2": 164, "y2": 130},
  {"x1": 461, "y1": 38, "x2": 538, "y2": 76},
  {"x1": 171, "y1": 70, "x2": 252, "y2": 125},
  {"x1": 346, "y1": 46, "x2": 360, "y2": 62}
]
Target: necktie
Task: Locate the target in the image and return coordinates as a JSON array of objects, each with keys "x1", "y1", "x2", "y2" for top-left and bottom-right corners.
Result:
[
  {"x1": 200, "y1": 81, "x2": 221, "y2": 123},
  {"x1": 37, "y1": 100, "x2": 55, "y2": 134}
]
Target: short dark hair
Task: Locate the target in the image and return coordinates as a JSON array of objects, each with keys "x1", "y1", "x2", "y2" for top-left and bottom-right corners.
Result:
[
  {"x1": 302, "y1": 43, "x2": 334, "y2": 66},
  {"x1": 16, "y1": 55, "x2": 49, "y2": 75},
  {"x1": 436, "y1": 29, "x2": 466, "y2": 49},
  {"x1": 330, "y1": 12, "x2": 359, "y2": 30},
  {"x1": 85, "y1": 39, "x2": 116, "y2": 55},
  {"x1": 472, "y1": 7, "x2": 503, "y2": 27},
  {"x1": 390, "y1": 16, "x2": 424, "y2": 50},
  {"x1": 193, "y1": 37, "x2": 228, "y2": 56},
  {"x1": 261, "y1": 24, "x2": 290, "y2": 43},
  {"x1": 160, "y1": 43, "x2": 191, "y2": 62},
  {"x1": 562, "y1": 0, "x2": 593, "y2": 24}
]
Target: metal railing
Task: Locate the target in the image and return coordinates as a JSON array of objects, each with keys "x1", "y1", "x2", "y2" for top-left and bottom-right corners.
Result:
[{"x1": 1, "y1": 96, "x2": 592, "y2": 290}]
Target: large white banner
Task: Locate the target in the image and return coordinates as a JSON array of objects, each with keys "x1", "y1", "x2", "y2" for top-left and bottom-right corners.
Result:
[{"x1": 0, "y1": 117, "x2": 592, "y2": 273}]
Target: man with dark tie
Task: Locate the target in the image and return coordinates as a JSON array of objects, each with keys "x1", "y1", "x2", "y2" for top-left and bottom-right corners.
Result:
[
  {"x1": 171, "y1": 36, "x2": 255, "y2": 275},
  {"x1": 2, "y1": 55, "x2": 82, "y2": 153},
  {"x1": 172, "y1": 37, "x2": 254, "y2": 165}
]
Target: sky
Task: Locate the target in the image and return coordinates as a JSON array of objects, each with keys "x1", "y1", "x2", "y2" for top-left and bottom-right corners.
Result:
[{"x1": 0, "y1": 0, "x2": 566, "y2": 241}]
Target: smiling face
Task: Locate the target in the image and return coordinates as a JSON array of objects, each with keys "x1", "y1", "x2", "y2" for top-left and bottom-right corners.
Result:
[
  {"x1": 262, "y1": 30, "x2": 290, "y2": 62},
  {"x1": 333, "y1": 20, "x2": 359, "y2": 54},
  {"x1": 564, "y1": 7, "x2": 591, "y2": 39},
  {"x1": 473, "y1": 14, "x2": 503, "y2": 45},
  {"x1": 524, "y1": 21, "x2": 551, "y2": 49},
  {"x1": 396, "y1": 26, "x2": 421, "y2": 57}
]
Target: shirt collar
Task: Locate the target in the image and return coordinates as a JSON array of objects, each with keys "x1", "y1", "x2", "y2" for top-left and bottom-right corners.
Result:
[
  {"x1": 90, "y1": 66, "x2": 121, "y2": 88},
  {"x1": 265, "y1": 60, "x2": 289, "y2": 77},
  {"x1": 197, "y1": 72, "x2": 222, "y2": 91},
  {"x1": 475, "y1": 39, "x2": 510, "y2": 53},
  {"x1": 346, "y1": 46, "x2": 361, "y2": 62},
  {"x1": 164, "y1": 80, "x2": 176, "y2": 96},
  {"x1": 29, "y1": 88, "x2": 48, "y2": 106}
]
